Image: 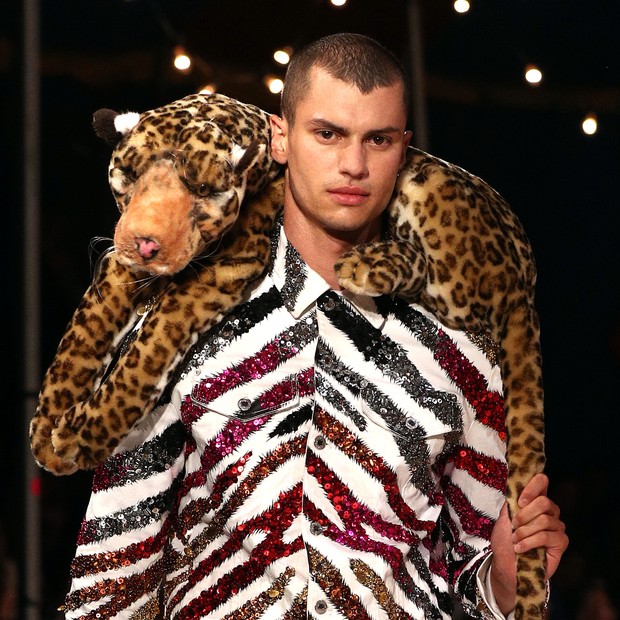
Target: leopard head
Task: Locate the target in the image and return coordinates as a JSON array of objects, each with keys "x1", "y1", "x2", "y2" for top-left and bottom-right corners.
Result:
[{"x1": 93, "y1": 93, "x2": 280, "y2": 275}]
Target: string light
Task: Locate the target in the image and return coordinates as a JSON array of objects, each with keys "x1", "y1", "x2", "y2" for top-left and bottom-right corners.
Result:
[
  {"x1": 581, "y1": 113, "x2": 598, "y2": 135},
  {"x1": 273, "y1": 47, "x2": 293, "y2": 65},
  {"x1": 199, "y1": 83, "x2": 217, "y2": 94},
  {"x1": 173, "y1": 46, "x2": 191, "y2": 72},
  {"x1": 453, "y1": 0, "x2": 471, "y2": 14},
  {"x1": 524, "y1": 64, "x2": 543, "y2": 86},
  {"x1": 264, "y1": 75, "x2": 284, "y2": 94}
]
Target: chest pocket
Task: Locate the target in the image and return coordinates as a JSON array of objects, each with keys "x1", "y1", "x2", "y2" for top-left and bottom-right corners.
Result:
[
  {"x1": 359, "y1": 384, "x2": 463, "y2": 463},
  {"x1": 190, "y1": 374, "x2": 301, "y2": 422}
]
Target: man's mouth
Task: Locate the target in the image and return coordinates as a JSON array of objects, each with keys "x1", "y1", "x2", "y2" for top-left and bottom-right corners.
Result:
[{"x1": 328, "y1": 186, "x2": 370, "y2": 205}]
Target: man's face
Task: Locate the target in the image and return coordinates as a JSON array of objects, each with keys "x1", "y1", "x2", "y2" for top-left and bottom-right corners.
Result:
[{"x1": 271, "y1": 67, "x2": 411, "y2": 244}]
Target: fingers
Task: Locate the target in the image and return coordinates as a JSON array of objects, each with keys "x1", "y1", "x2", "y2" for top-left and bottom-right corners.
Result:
[
  {"x1": 511, "y1": 473, "x2": 570, "y2": 579},
  {"x1": 517, "y1": 472, "x2": 549, "y2": 508},
  {"x1": 512, "y1": 510, "x2": 566, "y2": 551}
]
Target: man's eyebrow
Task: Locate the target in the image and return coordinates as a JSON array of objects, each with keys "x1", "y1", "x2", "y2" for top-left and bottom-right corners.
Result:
[
  {"x1": 306, "y1": 117, "x2": 403, "y2": 136},
  {"x1": 307, "y1": 118, "x2": 348, "y2": 134}
]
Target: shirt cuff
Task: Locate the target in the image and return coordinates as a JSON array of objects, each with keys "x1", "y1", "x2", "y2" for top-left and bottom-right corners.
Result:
[{"x1": 475, "y1": 554, "x2": 515, "y2": 620}]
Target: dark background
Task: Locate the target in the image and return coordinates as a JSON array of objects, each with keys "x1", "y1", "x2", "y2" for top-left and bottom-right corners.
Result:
[{"x1": 2, "y1": 0, "x2": 619, "y2": 618}]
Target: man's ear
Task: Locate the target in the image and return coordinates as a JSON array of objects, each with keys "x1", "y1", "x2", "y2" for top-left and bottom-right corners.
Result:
[
  {"x1": 270, "y1": 114, "x2": 288, "y2": 164},
  {"x1": 400, "y1": 130, "x2": 413, "y2": 168}
]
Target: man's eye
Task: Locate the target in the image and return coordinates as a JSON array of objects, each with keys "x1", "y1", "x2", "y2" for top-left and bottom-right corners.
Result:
[
  {"x1": 318, "y1": 130, "x2": 335, "y2": 140},
  {"x1": 370, "y1": 136, "x2": 389, "y2": 146}
]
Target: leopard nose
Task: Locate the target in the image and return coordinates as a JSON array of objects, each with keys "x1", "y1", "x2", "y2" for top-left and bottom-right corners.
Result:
[{"x1": 135, "y1": 237, "x2": 161, "y2": 260}]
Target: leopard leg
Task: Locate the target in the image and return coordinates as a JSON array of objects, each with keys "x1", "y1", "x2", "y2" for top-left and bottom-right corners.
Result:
[
  {"x1": 30, "y1": 254, "x2": 162, "y2": 475},
  {"x1": 500, "y1": 302, "x2": 547, "y2": 620},
  {"x1": 49, "y1": 177, "x2": 284, "y2": 471},
  {"x1": 335, "y1": 237, "x2": 427, "y2": 298}
]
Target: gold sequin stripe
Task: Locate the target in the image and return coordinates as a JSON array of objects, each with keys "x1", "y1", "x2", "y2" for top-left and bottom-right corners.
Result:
[
  {"x1": 307, "y1": 546, "x2": 369, "y2": 620},
  {"x1": 129, "y1": 596, "x2": 160, "y2": 620},
  {"x1": 465, "y1": 331, "x2": 499, "y2": 367},
  {"x1": 63, "y1": 557, "x2": 166, "y2": 618},
  {"x1": 281, "y1": 587, "x2": 308, "y2": 619},
  {"x1": 350, "y1": 559, "x2": 411, "y2": 620},
  {"x1": 218, "y1": 567, "x2": 296, "y2": 620}
]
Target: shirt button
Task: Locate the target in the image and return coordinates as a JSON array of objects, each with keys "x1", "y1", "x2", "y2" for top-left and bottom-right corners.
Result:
[
  {"x1": 314, "y1": 435, "x2": 326, "y2": 450},
  {"x1": 310, "y1": 521, "x2": 325, "y2": 535},
  {"x1": 237, "y1": 398, "x2": 252, "y2": 411},
  {"x1": 315, "y1": 600, "x2": 328, "y2": 614},
  {"x1": 323, "y1": 298, "x2": 336, "y2": 311}
]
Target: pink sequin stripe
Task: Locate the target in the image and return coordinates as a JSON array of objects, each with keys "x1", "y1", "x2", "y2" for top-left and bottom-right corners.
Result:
[
  {"x1": 305, "y1": 455, "x2": 418, "y2": 575},
  {"x1": 314, "y1": 407, "x2": 437, "y2": 530},
  {"x1": 433, "y1": 328, "x2": 506, "y2": 436},
  {"x1": 183, "y1": 335, "x2": 304, "y2": 428},
  {"x1": 180, "y1": 367, "x2": 314, "y2": 498},
  {"x1": 454, "y1": 446, "x2": 507, "y2": 492},
  {"x1": 171, "y1": 485, "x2": 305, "y2": 619},
  {"x1": 442, "y1": 477, "x2": 495, "y2": 541}
]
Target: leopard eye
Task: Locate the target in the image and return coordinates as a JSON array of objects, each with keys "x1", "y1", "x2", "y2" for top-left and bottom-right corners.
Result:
[{"x1": 197, "y1": 182, "x2": 210, "y2": 197}]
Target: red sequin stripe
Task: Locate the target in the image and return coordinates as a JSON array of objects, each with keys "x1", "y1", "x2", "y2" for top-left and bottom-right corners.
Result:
[
  {"x1": 176, "y1": 453, "x2": 252, "y2": 538},
  {"x1": 314, "y1": 407, "x2": 437, "y2": 530},
  {"x1": 433, "y1": 328, "x2": 506, "y2": 436},
  {"x1": 173, "y1": 436, "x2": 307, "y2": 582},
  {"x1": 442, "y1": 477, "x2": 495, "y2": 541},
  {"x1": 453, "y1": 447, "x2": 507, "y2": 492},
  {"x1": 70, "y1": 519, "x2": 172, "y2": 578},
  {"x1": 171, "y1": 485, "x2": 305, "y2": 619}
]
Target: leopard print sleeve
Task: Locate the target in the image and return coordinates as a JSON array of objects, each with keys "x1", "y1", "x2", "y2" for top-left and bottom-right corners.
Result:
[{"x1": 62, "y1": 401, "x2": 186, "y2": 620}]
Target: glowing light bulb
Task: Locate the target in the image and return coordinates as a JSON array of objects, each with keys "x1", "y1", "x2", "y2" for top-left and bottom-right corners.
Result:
[
  {"x1": 173, "y1": 47, "x2": 191, "y2": 72},
  {"x1": 330, "y1": 0, "x2": 347, "y2": 6},
  {"x1": 524, "y1": 64, "x2": 543, "y2": 85},
  {"x1": 582, "y1": 113, "x2": 598, "y2": 135},
  {"x1": 454, "y1": 0, "x2": 470, "y2": 13},
  {"x1": 264, "y1": 76, "x2": 284, "y2": 94},
  {"x1": 199, "y1": 83, "x2": 217, "y2": 95},
  {"x1": 273, "y1": 47, "x2": 292, "y2": 65}
]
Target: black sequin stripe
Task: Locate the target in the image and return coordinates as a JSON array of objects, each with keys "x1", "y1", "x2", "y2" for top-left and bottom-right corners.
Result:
[
  {"x1": 324, "y1": 292, "x2": 463, "y2": 431},
  {"x1": 78, "y1": 485, "x2": 178, "y2": 545},
  {"x1": 180, "y1": 286, "x2": 283, "y2": 377},
  {"x1": 92, "y1": 421, "x2": 186, "y2": 492},
  {"x1": 269, "y1": 403, "x2": 313, "y2": 438}
]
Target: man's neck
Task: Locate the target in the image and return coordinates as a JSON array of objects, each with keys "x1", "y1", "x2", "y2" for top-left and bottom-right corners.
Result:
[{"x1": 282, "y1": 212, "x2": 381, "y2": 290}]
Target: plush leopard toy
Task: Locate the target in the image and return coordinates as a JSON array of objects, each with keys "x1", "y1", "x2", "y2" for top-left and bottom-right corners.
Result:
[
  {"x1": 30, "y1": 93, "x2": 284, "y2": 475},
  {"x1": 30, "y1": 94, "x2": 544, "y2": 618}
]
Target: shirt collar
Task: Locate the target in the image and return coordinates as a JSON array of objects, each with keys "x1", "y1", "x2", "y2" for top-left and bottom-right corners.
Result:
[{"x1": 270, "y1": 224, "x2": 387, "y2": 329}]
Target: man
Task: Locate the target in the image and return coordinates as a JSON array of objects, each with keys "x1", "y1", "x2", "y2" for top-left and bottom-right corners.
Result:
[{"x1": 63, "y1": 33, "x2": 567, "y2": 619}]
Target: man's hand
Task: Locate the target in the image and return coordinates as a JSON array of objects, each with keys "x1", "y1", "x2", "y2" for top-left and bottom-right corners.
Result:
[{"x1": 489, "y1": 473, "x2": 569, "y2": 614}]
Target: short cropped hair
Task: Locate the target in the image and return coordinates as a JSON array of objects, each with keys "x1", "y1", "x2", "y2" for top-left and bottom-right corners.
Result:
[{"x1": 280, "y1": 33, "x2": 410, "y2": 124}]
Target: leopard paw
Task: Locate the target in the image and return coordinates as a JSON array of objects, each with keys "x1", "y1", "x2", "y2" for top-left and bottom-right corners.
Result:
[
  {"x1": 30, "y1": 417, "x2": 79, "y2": 476},
  {"x1": 335, "y1": 240, "x2": 427, "y2": 298}
]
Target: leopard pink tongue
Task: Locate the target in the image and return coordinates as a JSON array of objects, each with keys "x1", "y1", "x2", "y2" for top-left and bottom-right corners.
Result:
[{"x1": 136, "y1": 237, "x2": 161, "y2": 259}]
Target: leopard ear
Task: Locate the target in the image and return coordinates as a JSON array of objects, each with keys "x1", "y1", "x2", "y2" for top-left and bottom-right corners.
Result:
[
  {"x1": 92, "y1": 109, "x2": 140, "y2": 147},
  {"x1": 230, "y1": 140, "x2": 263, "y2": 173}
]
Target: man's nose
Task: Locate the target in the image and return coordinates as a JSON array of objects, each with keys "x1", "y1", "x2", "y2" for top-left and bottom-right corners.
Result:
[{"x1": 338, "y1": 143, "x2": 368, "y2": 178}]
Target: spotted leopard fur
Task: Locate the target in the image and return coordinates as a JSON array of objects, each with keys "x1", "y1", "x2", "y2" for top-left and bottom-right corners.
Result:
[
  {"x1": 30, "y1": 93, "x2": 283, "y2": 474},
  {"x1": 336, "y1": 148, "x2": 546, "y2": 619}
]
